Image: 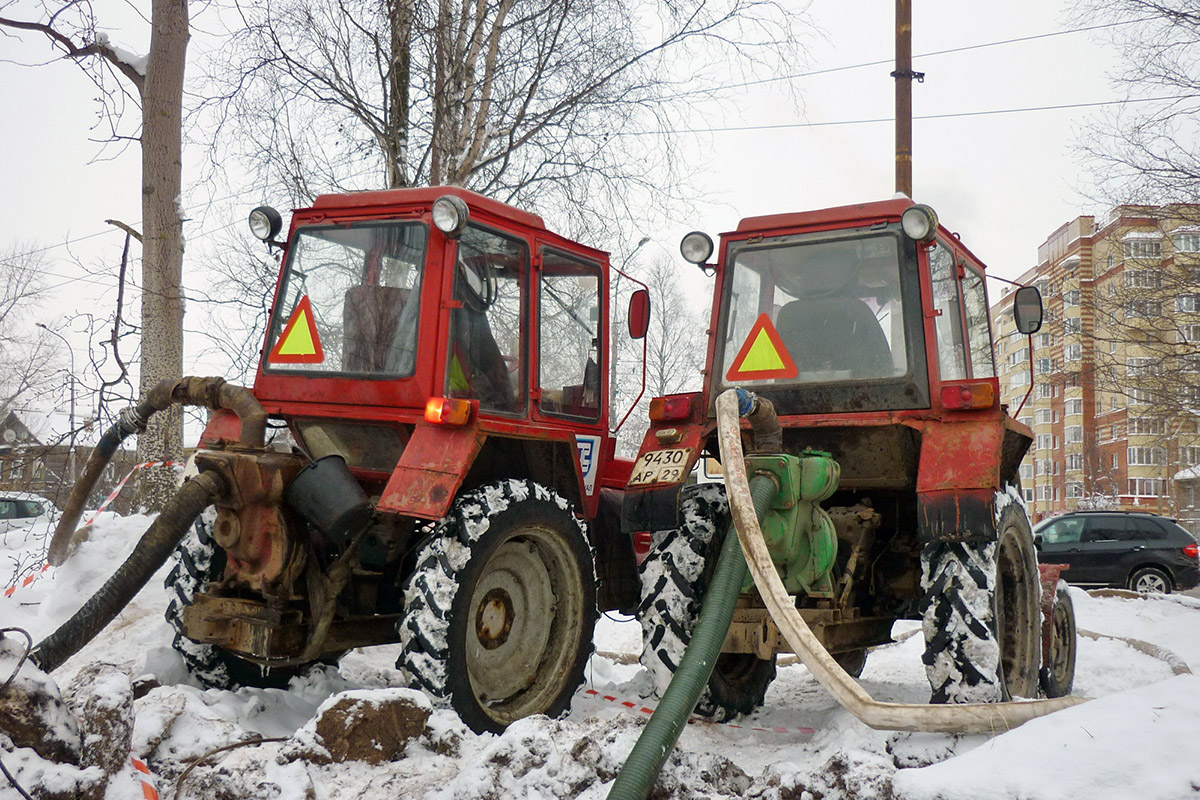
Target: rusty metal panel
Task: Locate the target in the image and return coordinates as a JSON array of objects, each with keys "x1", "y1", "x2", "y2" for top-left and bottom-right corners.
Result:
[
  {"x1": 917, "y1": 488, "x2": 995, "y2": 544},
  {"x1": 914, "y1": 419, "x2": 1004, "y2": 492},
  {"x1": 376, "y1": 422, "x2": 485, "y2": 518}
]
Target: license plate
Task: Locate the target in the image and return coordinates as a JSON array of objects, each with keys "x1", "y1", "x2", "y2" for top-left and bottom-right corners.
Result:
[{"x1": 628, "y1": 447, "x2": 694, "y2": 487}]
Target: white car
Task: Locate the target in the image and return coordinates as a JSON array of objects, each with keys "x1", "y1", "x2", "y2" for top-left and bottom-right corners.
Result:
[{"x1": 0, "y1": 492, "x2": 61, "y2": 545}]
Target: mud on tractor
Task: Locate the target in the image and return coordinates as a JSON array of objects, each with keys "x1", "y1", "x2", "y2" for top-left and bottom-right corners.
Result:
[
  {"x1": 624, "y1": 198, "x2": 1078, "y2": 722},
  {"x1": 37, "y1": 187, "x2": 651, "y2": 735}
]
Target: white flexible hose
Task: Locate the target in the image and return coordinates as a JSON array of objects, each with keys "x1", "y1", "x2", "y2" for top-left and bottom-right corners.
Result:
[{"x1": 715, "y1": 389, "x2": 1087, "y2": 734}]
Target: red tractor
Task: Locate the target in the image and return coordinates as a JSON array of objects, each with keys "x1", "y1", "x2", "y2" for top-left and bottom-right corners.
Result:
[
  {"x1": 148, "y1": 187, "x2": 649, "y2": 733},
  {"x1": 626, "y1": 198, "x2": 1076, "y2": 718}
]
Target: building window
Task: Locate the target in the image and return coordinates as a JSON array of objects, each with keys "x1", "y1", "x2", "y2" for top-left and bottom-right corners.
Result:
[
  {"x1": 1035, "y1": 409, "x2": 1054, "y2": 425},
  {"x1": 1065, "y1": 343, "x2": 1082, "y2": 362},
  {"x1": 1129, "y1": 387, "x2": 1159, "y2": 405},
  {"x1": 1180, "y1": 446, "x2": 1200, "y2": 466},
  {"x1": 1124, "y1": 270, "x2": 1162, "y2": 288},
  {"x1": 1129, "y1": 417, "x2": 1166, "y2": 435},
  {"x1": 1182, "y1": 325, "x2": 1200, "y2": 343},
  {"x1": 1023, "y1": 487, "x2": 1035, "y2": 502},
  {"x1": 1125, "y1": 299, "x2": 1163, "y2": 317},
  {"x1": 1127, "y1": 357, "x2": 1160, "y2": 377},
  {"x1": 1037, "y1": 485, "x2": 1052, "y2": 501},
  {"x1": 1113, "y1": 453, "x2": 1120, "y2": 469},
  {"x1": 1177, "y1": 295, "x2": 1200, "y2": 313},
  {"x1": 1037, "y1": 383, "x2": 1055, "y2": 399},
  {"x1": 1128, "y1": 446, "x2": 1166, "y2": 466},
  {"x1": 1066, "y1": 453, "x2": 1084, "y2": 471},
  {"x1": 1064, "y1": 317, "x2": 1082, "y2": 335},
  {"x1": 1174, "y1": 232, "x2": 1200, "y2": 252},
  {"x1": 1123, "y1": 239, "x2": 1162, "y2": 259},
  {"x1": 1129, "y1": 478, "x2": 1164, "y2": 497},
  {"x1": 1037, "y1": 434, "x2": 1053, "y2": 451},
  {"x1": 1066, "y1": 426, "x2": 1084, "y2": 444},
  {"x1": 1067, "y1": 482, "x2": 1084, "y2": 498},
  {"x1": 1020, "y1": 463, "x2": 1035, "y2": 480},
  {"x1": 10, "y1": 461, "x2": 23, "y2": 480},
  {"x1": 1036, "y1": 333, "x2": 1055, "y2": 349},
  {"x1": 1063, "y1": 289, "x2": 1081, "y2": 306},
  {"x1": 1036, "y1": 357, "x2": 1054, "y2": 373},
  {"x1": 1065, "y1": 399, "x2": 1083, "y2": 416}
]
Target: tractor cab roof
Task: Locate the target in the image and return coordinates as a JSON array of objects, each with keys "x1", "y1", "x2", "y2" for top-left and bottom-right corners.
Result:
[
  {"x1": 733, "y1": 197, "x2": 915, "y2": 235},
  {"x1": 310, "y1": 185, "x2": 547, "y2": 230}
]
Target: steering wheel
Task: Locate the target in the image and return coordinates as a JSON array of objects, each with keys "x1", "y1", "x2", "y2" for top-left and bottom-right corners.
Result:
[{"x1": 457, "y1": 256, "x2": 498, "y2": 312}]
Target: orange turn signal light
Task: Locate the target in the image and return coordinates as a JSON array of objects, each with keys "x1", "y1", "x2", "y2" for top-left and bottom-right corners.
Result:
[
  {"x1": 425, "y1": 396, "x2": 473, "y2": 425},
  {"x1": 649, "y1": 394, "x2": 693, "y2": 422},
  {"x1": 941, "y1": 381, "x2": 996, "y2": 410}
]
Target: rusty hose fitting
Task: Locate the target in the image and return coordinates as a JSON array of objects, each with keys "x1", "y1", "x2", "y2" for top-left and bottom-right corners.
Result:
[
  {"x1": 47, "y1": 377, "x2": 266, "y2": 566},
  {"x1": 32, "y1": 470, "x2": 225, "y2": 673},
  {"x1": 735, "y1": 388, "x2": 782, "y2": 453}
]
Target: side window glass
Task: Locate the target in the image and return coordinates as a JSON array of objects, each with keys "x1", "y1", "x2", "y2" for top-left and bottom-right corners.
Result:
[
  {"x1": 1132, "y1": 518, "x2": 1167, "y2": 540},
  {"x1": 16, "y1": 501, "x2": 41, "y2": 518},
  {"x1": 962, "y1": 265, "x2": 996, "y2": 378},
  {"x1": 447, "y1": 226, "x2": 528, "y2": 414},
  {"x1": 539, "y1": 249, "x2": 602, "y2": 420},
  {"x1": 1083, "y1": 517, "x2": 1130, "y2": 542},
  {"x1": 0, "y1": 501, "x2": 13, "y2": 520},
  {"x1": 929, "y1": 243, "x2": 967, "y2": 381},
  {"x1": 1042, "y1": 517, "x2": 1083, "y2": 544}
]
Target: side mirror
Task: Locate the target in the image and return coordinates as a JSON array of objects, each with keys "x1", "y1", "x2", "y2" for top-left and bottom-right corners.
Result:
[
  {"x1": 1013, "y1": 286, "x2": 1043, "y2": 334},
  {"x1": 628, "y1": 289, "x2": 650, "y2": 339}
]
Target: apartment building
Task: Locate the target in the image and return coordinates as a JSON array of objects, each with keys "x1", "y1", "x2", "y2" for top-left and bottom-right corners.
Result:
[{"x1": 992, "y1": 205, "x2": 1200, "y2": 532}]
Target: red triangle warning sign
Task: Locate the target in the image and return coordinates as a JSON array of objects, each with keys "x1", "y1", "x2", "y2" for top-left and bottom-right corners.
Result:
[
  {"x1": 269, "y1": 295, "x2": 325, "y2": 364},
  {"x1": 726, "y1": 313, "x2": 798, "y2": 382}
]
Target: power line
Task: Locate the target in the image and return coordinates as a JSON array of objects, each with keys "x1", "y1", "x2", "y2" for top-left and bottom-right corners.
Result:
[
  {"x1": 676, "y1": 17, "x2": 1151, "y2": 97},
  {"x1": 618, "y1": 93, "x2": 1200, "y2": 137}
]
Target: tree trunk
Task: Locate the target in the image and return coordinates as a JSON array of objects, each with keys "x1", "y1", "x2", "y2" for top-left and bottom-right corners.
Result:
[
  {"x1": 386, "y1": 0, "x2": 412, "y2": 189},
  {"x1": 136, "y1": 0, "x2": 190, "y2": 510}
]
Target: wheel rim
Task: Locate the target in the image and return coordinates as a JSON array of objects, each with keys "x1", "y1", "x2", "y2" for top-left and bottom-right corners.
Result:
[
  {"x1": 1134, "y1": 571, "x2": 1169, "y2": 593},
  {"x1": 1051, "y1": 601, "x2": 1074, "y2": 685},
  {"x1": 994, "y1": 526, "x2": 1040, "y2": 698},
  {"x1": 464, "y1": 526, "x2": 586, "y2": 725}
]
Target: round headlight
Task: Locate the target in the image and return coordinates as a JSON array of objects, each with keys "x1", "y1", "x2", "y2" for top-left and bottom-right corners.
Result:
[
  {"x1": 901, "y1": 204, "x2": 939, "y2": 243},
  {"x1": 680, "y1": 231, "x2": 714, "y2": 265},
  {"x1": 432, "y1": 195, "x2": 470, "y2": 238},
  {"x1": 248, "y1": 206, "x2": 283, "y2": 242}
]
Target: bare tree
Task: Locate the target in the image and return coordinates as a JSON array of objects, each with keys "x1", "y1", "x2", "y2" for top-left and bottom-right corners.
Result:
[
  {"x1": 1075, "y1": 1, "x2": 1200, "y2": 207},
  {"x1": 0, "y1": 244, "x2": 55, "y2": 418},
  {"x1": 1, "y1": 0, "x2": 191, "y2": 508},
  {"x1": 614, "y1": 256, "x2": 709, "y2": 456},
  {"x1": 206, "y1": 0, "x2": 802, "y2": 229}
]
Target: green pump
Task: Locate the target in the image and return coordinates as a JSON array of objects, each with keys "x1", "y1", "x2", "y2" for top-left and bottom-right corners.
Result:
[{"x1": 742, "y1": 450, "x2": 840, "y2": 595}]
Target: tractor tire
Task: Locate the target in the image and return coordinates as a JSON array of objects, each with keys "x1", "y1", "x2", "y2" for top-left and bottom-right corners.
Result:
[
  {"x1": 638, "y1": 484, "x2": 776, "y2": 721},
  {"x1": 1129, "y1": 565, "x2": 1173, "y2": 594},
  {"x1": 164, "y1": 511, "x2": 319, "y2": 690},
  {"x1": 833, "y1": 648, "x2": 868, "y2": 678},
  {"x1": 397, "y1": 480, "x2": 597, "y2": 734},
  {"x1": 1040, "y1": 580, "x2": 1077, "y2": 698},
  {"x1": 920, "y1": 498, "x2": 1041, "y2": 703}
]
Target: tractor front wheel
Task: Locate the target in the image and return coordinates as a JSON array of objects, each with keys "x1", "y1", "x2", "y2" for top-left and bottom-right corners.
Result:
[
  {"x1": 638, "y1": 484, "x2": 776, "y2": 721},
  {"x1": 920, "y1": 498, "x2": 1041, "y2": 703},
  {"x1": 397, "y1": 480, "x2": 597, "y2": 734}
]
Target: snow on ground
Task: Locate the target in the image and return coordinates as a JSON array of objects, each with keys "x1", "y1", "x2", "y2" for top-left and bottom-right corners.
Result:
[{"x1": 3, "y1": 513, "x2": 1200, "y2": 799}]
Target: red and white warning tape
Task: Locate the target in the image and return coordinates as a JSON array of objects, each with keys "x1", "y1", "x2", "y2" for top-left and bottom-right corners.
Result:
[
  {"x1": 83, "y1": 460, "x2": 184, "y2": 526},
  {"x1": 582, "y1": 688, "x2": 816, "y2": 735},
  {"x1": 2, "y1": 461, "x2": 184, "y2": 599},
  {"x1": 131, "y1": 755, "x2": 160, "y2": 800}
]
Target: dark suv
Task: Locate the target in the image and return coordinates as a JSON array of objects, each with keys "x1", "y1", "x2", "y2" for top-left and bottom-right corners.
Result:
[{"x1": 1033, "y1": 511, "x2": 1200, "y2": 594}]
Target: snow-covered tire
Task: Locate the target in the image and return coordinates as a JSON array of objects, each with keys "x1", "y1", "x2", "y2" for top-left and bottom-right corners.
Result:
[
  {"x1": 638, "y1": 484, "x2": 776, "y2": 721},
  {"x1": 920, "y1": 499, "x2": 1041, "y2": 703},
  {"x1": 396, "y1": 480, "x2": 597, "y2": 734},
  {"x1": 164, "y1": 511, "x2": 318, "y2": 690},
  {"x1": 1040, "y1": 580, "x2": 1076, "y2": 698}
]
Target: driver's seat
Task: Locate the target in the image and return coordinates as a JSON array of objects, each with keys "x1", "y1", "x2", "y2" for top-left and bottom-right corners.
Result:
[{"x1": 775, "y1": 297, "x2": 893, "y2": 378}]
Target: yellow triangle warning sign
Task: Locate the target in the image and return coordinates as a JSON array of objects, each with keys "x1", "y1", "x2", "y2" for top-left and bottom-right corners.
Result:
[
  {"x1": 726, "y1": 313, "x2": 798, "y2": 382},
  {"x1": 269, "y1": 295, "x2": 325, "y2": 364}
]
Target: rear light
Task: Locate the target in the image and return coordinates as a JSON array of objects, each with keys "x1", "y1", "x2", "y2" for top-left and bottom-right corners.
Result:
[
  {"x1": 1184, "y1": 542, "x2": 1198, "y2": 559},
  {"x1": 649, "y1": 394, "x2": 693, "y2": 422},
  {"x1": 940, "y1": 381, "x2": 996, "y2": 410},
  {"x1": 425, "y1": 396, "x2": 473, "y2": 426},
  {"x1": 633, "y1": 531, "x2": 653, "y2": 564}
]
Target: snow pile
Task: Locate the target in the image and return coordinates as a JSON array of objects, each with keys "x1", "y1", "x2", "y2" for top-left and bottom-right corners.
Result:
[{"x1": 2, "y1": 513, "x2": 1200, "y2": 799}]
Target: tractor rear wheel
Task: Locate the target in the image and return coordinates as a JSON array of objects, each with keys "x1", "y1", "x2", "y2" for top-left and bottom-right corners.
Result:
[
  {"x1": 638, "y1": 484, "x2": 776, "y2": 721},
  {"x1": 1040, "y1": 580, "x2": 1076, "y2": 698},
  {"x1": 164, "y1": 512, "x2": 320, "y2": 690},
  {"x1": 397, "y1": 480, "x2": 597, "y2": 734},
  {"x1": 920, "y1": 498, "x2": 1041, "y2": 703}
]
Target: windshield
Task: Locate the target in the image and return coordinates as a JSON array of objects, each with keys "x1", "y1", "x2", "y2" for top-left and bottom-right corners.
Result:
[
  {"x1": 721, "y1": 232, "x2": 909, "y2": 384},
  {"x1": 715, "y1": 226, "x2": 928, "y2": 415},
  {"x1": 265, "y1": 222, "x2": 428, "y2": 377}
]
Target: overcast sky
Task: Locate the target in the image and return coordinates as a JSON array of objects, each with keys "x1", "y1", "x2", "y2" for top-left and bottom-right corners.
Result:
[{"x1": 0, "y1": 0, "x2": 1120, "y2": 383}]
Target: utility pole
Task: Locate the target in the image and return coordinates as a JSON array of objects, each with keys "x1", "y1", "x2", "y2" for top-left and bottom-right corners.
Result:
[{"x1": 893, "y1": 0, "x2": 923, "y2": 197}]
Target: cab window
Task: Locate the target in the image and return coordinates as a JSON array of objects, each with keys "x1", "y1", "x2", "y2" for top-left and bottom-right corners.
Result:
[
  {"x1": 929, "y1": 243, "x2": 968, "y2": 382},
  {"x1": 962, "y1": 265, "x2": 996, "y2": 378},
  {"x1": 446, "y1": 225, "x2": 528, "y2": 414},
  {"x1": 538, "y1": 249, "x2": 602, "y2": 420}
]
